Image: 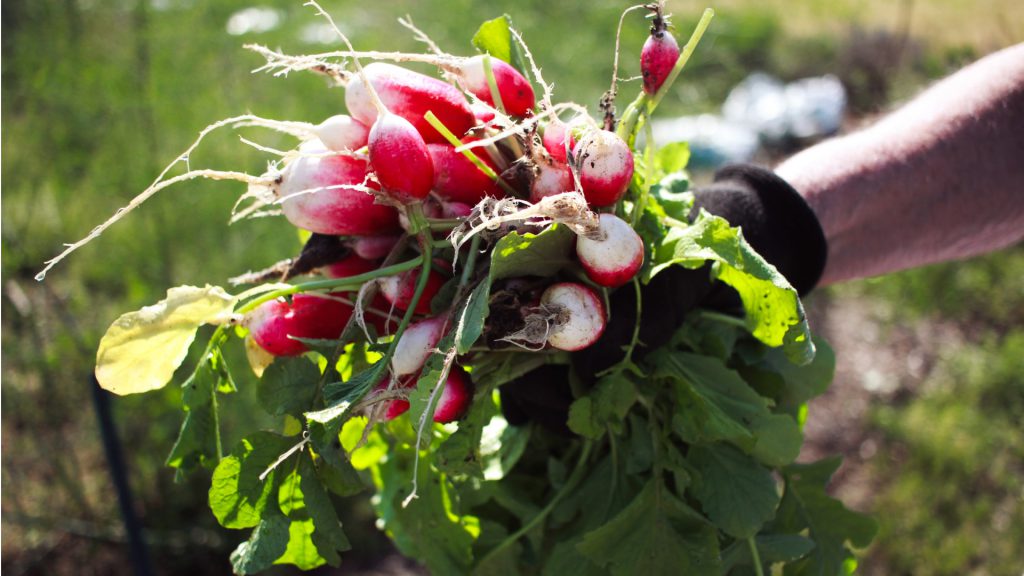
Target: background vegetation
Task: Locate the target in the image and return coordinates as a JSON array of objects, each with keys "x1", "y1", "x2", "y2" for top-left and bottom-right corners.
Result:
[{"x1": 2, "y1": 0, "x2": 1021, "y2": 574}]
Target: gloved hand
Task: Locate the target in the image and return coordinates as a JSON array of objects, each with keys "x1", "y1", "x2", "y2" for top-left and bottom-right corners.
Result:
[{"x1": 499, "y1": 164, "x2": 827, "y2": 433}]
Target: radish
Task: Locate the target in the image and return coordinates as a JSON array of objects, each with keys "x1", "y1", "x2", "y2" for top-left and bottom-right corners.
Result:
[
  {"x1": 382, "y1": 366, "x2": 473, "y2": 423},
  {"x1": 391, "y1": 316, "x2": 447, "y2": 376},
  {"x1": 246, "y1": 293, "x2": 354, "y2": 356},
  {"x1": 575, "y1": 214, "x2": 644, "y2": 287},
  {"x1": 278, "y1": 141, "x2": 400, "y2": 235},
  {"x1": 540, "y1": 282, "x2": 606, "y2": 351},
  {"x1": 428, "y1": 140, "x2": 502, "y2": 204},
  {"x1": 640, "y1": 9, "x2": 680, "y2": 95},
  {"x1": 440, "y1": 200, "x2": 473, "y2": 219},
  {"x1": 351, "y1": 235, "x2": 401, "y2": 260},
  {"x1": 345, "y1": 62, "x2": 475, "y2": 144},
  {"x1": 530, "y1": 157, "x2": 575, "y2": 203},
  {"x1": 323, "y1": 251, "x2": 378, "y2": 280},
  {"x1": 431, "y1": 366, "x2": 473, "y2": 423},
  {"x1": 314, "y1": 114, "x2": 370, "y2": 151},
  {"x1": 380, "y1": 268, "x2": 447, "y2": 315},
  {"x1": 368, "y1": 112, "x2": 434, "y2": 202},
  {"x1": 459, "y1": 55, "x2": 535, "y2": 117},
  {"x1": 542, "y1": 120, "x2": 574, "y2": 163},
  {"x1": 471, "y1": 102, "x2": 496, "y2": 124},
  {"x1": 571, "y1": 129, "x2": 634, "y2": 207}
]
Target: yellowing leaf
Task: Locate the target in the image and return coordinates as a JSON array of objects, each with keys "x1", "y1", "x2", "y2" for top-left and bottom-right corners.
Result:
[
  {"x1": 246, "y1": 335, "x2": 275, "y2": 378},
  {"x1": 95, "y1": 285, "x2": 237, "y2": 395}
]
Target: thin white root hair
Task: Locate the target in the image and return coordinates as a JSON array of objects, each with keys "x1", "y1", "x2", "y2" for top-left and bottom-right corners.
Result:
[
  {"x1": 450, "y1": 192, "x2": 600, "y2": 253},
  {"x1": 455, "y1": 102, "x2": 593, "y2": 154},
  {"x1": 353, "y1": 281, "x2": 377, "y2": 342},
  {"x1": 37, "y1": 169, "x2": 271, "y2": 281},
  {"x1": 498, "y1": 305, "x2": 561, "y2": 350},
  {"x1": 247, "y1": 43, "x2": 465, "y2": 77},
  {"x1": 238, "y1": 137, "x2": 294, "y2": 157},
  {"x1": 509, "y1": 27, "x2": 555, "y2": 110},
  {"x1": 610, "y1": 5, "x2": 648, "y2": 98},
  {"x1": 403, "y1": 313, "x2": 462, "y2": 508},
  {"x1": 397, "y1": 16, "x2": 445, "y2": 57},
  {"x1": 35, "y1": 112, "x2": 322, "y2": 281},
  {"x1": 234, "y1": 117, "x2": 316, "y2": 139}
]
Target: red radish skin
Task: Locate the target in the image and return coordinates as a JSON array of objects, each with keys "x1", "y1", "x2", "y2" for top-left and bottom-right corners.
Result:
[
  {"x1": 441, "y1": 200, "x2": 473, "y2": 219},
  {"x1": 323, "y1": 252, "x2": 379, "y2": 280},
  {"x1": 352, "y1": 235, "x2": 401, "y2": 260},
  {"x1": 368, "y1": 113, "x2": 434, "y2": 202},
  {"x1": 576, "y1": 214, "x2": 644, "y2": 287},
  {"x1": 381, "y1": 366, "x2": 473, "y2": 423},
  {"x1": 247, "y1": 293, "x2": 354, "y2": 356},
  {"x1": 641, "y1": 31, "x2": 680, "y2": 95},
  {"x1": 432, "y1": 366, "x2": 473, "y2": 423},
  {"x1": 314, "y1": 114, "x2": 370, "y2": 151},
  {"x1": 391, "y1": 316, "x2": 447, "y2": 376},
  {"x1": 278, "y1": 142, "x2": 400, "y2": 235},
  {"x1": 530, "y1": 158, "x2": 575, "y2": 203},
  {"x1": 542, "y1": 120, "x2": 573, "y2": 163},
  {"x1": 471, "y1": 102, "x2": 496, "y2": 124},
  {"x1": 541, "y1": 283, "x2": 606, "y2": 352},
  {"x1": 428, "y1": 140, "x2": 501, "y2": 204},
  {"x1": 345, "y1": 62, "x2": 475, "y2": 143},
  {"x1": 380, "y1": 268, "x2": 447, "y2": 315},
  {"x1": 460, "y1": 55, "x2": 535, "y2": 117},
  {"x1": 572, "y1": 130, "x2": 635, "y2": 207}
]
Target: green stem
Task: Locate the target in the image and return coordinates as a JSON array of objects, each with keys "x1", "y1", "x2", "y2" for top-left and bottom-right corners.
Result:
[
  {"x1": 696, "y1": 309, "x2": 749, "y2": 330},
  {"x1": 459, "y1": 235, "x2": 482, "y2": 287},
  {"x1": 482, "y1": 54, "x2": 507, "y2": 115},
  {"x1": 476, "y1": 441, "x2": 594, "y2": 569},
  {"x1": 615, "y1": 9, "x2": 714, "y2": 143},
  {"x1": 424, "y1": 111, "x2": 518, "y2": 197},
  {"x1": 748, "y1": 537, "x2": 765, "y2": 576},
  {"x1": 647, "y1": 9, "x2": 715, "y2": 114},
  {"x1": 235, "y1": 257, "x2": 421, "y2": 314}
]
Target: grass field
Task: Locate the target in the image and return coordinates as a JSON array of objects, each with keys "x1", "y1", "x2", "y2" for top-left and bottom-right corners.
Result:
[{"x1": 2, "y1": 1, "x2": 1021, "y2": 574}]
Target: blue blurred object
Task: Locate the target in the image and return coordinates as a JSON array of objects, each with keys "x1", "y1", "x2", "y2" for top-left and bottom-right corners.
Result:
[{"x1": 652, "y1": 72, "x2": 847, "y2": 169}]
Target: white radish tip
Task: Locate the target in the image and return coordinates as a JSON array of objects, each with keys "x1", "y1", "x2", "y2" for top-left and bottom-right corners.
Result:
[{"x1": 541, "y1": 282, "x2": 606, "y2": 351}]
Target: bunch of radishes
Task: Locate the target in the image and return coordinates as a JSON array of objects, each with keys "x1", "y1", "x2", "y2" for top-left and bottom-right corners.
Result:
[{"x1": 231, "y1": 3, "x2": 689, "y2": 427}]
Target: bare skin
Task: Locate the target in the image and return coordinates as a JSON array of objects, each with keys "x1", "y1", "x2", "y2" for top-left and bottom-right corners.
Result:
[{"x1": 776, "y1": 43, "x2": 1024, "y2": 286}]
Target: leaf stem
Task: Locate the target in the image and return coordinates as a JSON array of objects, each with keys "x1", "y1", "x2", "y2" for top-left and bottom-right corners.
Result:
[
  {"x1": 475, "y1": 440, "x2": 593, "y2": 569},
  {"x1": 748, "y1": 537, "x2": 765, "y2": 576},
  {"x1": 235, "y1": 257, "x2": 421, "y2": 314},
  {"x1": 424, "y1": 111, "x2": 518, "y2": 197}
]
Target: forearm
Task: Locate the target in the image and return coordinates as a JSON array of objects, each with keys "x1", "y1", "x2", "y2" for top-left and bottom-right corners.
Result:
[{"x1": 776, "y1": 43, "x2": 1024, "y2": 286}]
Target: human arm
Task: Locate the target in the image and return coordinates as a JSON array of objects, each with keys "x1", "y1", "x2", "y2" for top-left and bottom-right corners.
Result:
[{"x1": 776, "y1": 43, "x2": 1024, "y2": 286}]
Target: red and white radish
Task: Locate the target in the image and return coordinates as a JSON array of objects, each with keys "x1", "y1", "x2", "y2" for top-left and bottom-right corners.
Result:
[
  {"x1": 368, "y1": 112, "x2": 434, "y2": 202},
  {"x1": 571, "y1": 129, "x2": 635, "y2": 207},
  {"x1": 351, "y1": 235, "x2": 401, "y2": 260},
  {"x1": 382, "y1": 366, "x2": 473, "y2": 423},
  {"x1": 314, "y1": 114, "x2": 370, "y2": 151},
  {"x1": 540, "y1": 282, "x2": 606, "y2": 351},
  {"x1": 428, "y1": 140, "x2": 502, "y2": 204},
  {"x1": 530, "y1": 157, "x2": 575, "y2": 203},
  {"x1": 458, "y1": 55, "x2": 535, "y2": 117},
  {"x1": 380, "y1": 268, "x2": 447, "y2": 315},
  {"x1": 246, "y1": 293, "x2": 354, "y2": 356},
  {"x1": 576, "y1": 213, "x2": 644, "y2": 287},
  {"x1": 471, "y1": 102, "x2": 496, "y2": 124},
  {"x1": 323, "y1": 251, "x2": 378, "y2": 280},
  {"x1": 542, "y1": 119, "x2": 574, "y2": 163},
  {"x1": 345, "y1": 62, "x2": 475, "y2": 144},
  {"x1": 640, "y1": 10, "x2": 680, "y2": 95},
  {"x1": 391, "y1": 316, "x2": 447, "y2": 377},
  {"x1": 278, "y1": 141, "x2": 400, "y2": 235}
]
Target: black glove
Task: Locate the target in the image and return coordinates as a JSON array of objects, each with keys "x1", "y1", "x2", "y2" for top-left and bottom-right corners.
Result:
[{"x1": 500, "y1": 164, "x2": 827, "y2": 433}]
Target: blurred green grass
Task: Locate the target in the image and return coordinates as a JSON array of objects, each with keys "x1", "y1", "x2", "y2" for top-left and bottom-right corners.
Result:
[{"x1": 2, "y1": 1, "x2": 1022, "y2": 574}]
